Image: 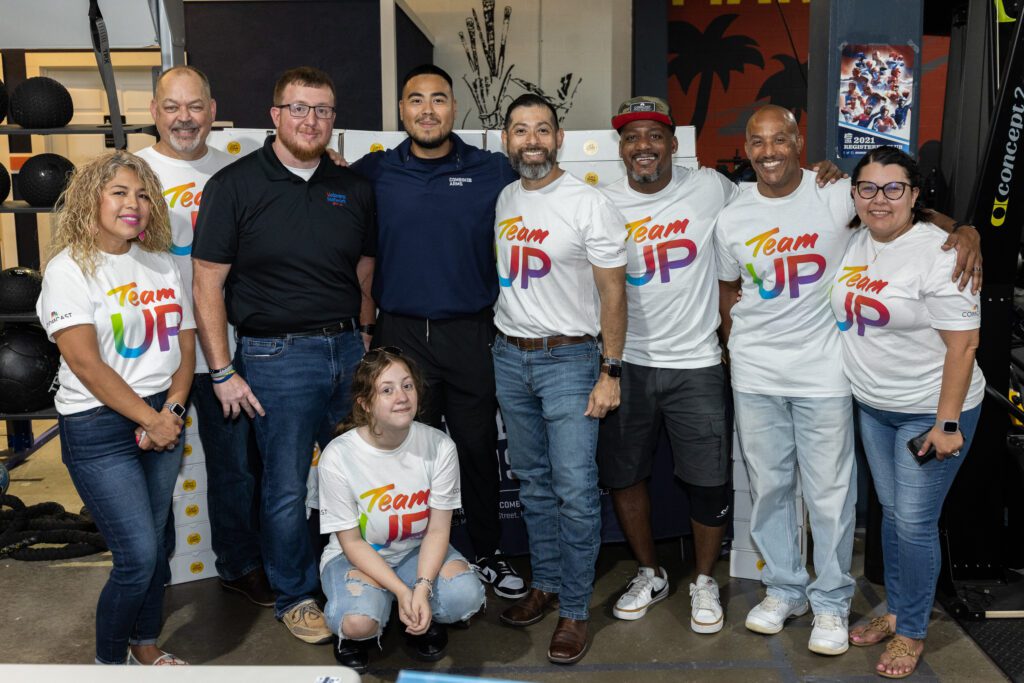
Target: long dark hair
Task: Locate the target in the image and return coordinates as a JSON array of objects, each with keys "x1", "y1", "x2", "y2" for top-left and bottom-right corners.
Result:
[
  {"x1": 336, "y1": 350, "x2": 426, "y2": 437},
  {"x1": 848, "y1": 145, "x2": 928, "y2": 228}
]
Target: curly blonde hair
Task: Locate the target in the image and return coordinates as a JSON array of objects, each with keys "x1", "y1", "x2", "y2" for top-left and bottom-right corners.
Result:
[{"x1": 49, "y1": 151, "x2": 171, "y2": 275}]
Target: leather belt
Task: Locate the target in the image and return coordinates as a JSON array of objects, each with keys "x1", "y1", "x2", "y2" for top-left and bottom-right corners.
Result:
[
  {"x1": 499, "y1": 333, "x2": 594, "y2": 351},
  {"x1": 239, "y1": 318, "x2": 357, "y2": 338}
]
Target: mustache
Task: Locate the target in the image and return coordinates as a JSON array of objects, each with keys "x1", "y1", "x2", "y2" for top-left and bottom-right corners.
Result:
[{"x1": 171, "y1": 122, "x2": 200, "y2": 132}]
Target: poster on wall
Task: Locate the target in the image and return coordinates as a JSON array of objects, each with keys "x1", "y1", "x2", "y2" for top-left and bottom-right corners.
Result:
[{"x1": 837, "y1": 43, "x2": 916, "y2": 157}]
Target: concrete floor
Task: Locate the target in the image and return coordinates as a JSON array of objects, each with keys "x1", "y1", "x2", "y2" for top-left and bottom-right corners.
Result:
[{"x1": 1, "y1": 420, "x2": 1009, "y2": 682}]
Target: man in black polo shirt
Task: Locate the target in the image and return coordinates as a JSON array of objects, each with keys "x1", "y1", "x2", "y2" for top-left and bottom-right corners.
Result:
[{"x1": 192, "y1": 66, "x2": 376, "y2": 644}]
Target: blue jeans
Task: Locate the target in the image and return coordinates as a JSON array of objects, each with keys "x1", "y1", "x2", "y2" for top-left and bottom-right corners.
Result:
[
  {"x1": 733, "y1": 392, "x2": 857, "y2": 616},
  {"x1": 189, "y1": 373, "x2": 261, "y2": 581},
  {"x1": 492, "y1": 335, "x2": 602, "y2": 620},
  {"x1": 322, "y1": 545, "x2": 485, "y2": 639},
  {"x1": 857, "y1": 401, "x2": 982, "y2": 639},
  {"x1": 236, "y1": 330, "x2": 363, "y2": 617},
  {"x1": 58, "y1": 391, "x2": 182, "y2": 665}
]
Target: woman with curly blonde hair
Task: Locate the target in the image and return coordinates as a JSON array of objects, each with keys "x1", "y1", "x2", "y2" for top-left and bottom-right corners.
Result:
[{"x1": 35, "y1": 150, "x2": 196, "y2": 665}]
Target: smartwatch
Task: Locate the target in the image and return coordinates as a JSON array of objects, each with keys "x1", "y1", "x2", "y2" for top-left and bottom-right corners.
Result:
[
  {"x1": 941, "y1": 420, "x2": 959, "y2": 434},
  {"x1": 165, "y1": 402, "x2": 186, "y2": 419},
  {"x1": 601, "y1": 357, "x2": 623, "y2": 378}
]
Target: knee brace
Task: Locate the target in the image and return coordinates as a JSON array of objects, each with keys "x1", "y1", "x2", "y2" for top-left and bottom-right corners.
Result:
[{"x1": 685, "y1": 481, "x2": 731, "y2": 527}]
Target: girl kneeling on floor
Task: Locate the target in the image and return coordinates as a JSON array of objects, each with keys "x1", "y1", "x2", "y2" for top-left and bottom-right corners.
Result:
[
  {"x1": 36, "y1": 151, "x2": 194, "y2": 666},
  {"x1": 317, "y1": 347, "x2": 485, "y2": 672}
]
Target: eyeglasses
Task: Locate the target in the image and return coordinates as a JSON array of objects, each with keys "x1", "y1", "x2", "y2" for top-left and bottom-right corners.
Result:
[
  {"x1": 361, "y1": 346, "x2": 403, "y2": 364},
  {"x1": 854, "y1": 181, "x2": 913, "y2": 200},
  {"x1": 273, "y1": 103, "x2": 336, "y2": 119}
]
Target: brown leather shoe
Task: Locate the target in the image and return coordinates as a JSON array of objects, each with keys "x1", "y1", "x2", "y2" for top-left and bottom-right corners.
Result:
[
  {"x1": 220, "y1": 566, "x2": 275, "y2": 607},
  {"x1": 499, "y1": 588, "x2": 558, "y2": 627},
  {"x1": 547, "y1": 617, "x2": 589, "y2": 664}
]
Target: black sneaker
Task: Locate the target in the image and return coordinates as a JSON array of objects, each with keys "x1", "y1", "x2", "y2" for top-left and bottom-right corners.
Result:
[
  {"x1": 334, "y1": 636, "x2": 369, "y2": 673},
  {"x1": 475, "y1": 551, "x2": 527, "y2": 599}
]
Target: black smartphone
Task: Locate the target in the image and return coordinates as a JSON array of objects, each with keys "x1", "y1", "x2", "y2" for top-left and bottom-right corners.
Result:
[{"x1": 907, "y1": 430, "x2": 937, "y2": 466}]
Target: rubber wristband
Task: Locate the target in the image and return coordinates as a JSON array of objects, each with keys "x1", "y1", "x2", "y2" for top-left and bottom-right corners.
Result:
[{"x1": 211, "y1": 370, "x2": 236, "y2": 384}]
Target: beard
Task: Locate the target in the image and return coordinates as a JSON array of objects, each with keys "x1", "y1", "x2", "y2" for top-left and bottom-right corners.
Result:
[
  {"x1": 408, "y1": 129, "x2": 450, "y2": 150},
  {"x1": 510, "y1": 146, "x2": 557, "y2": 181},
  {"x1": 166, "y1": 122, "x2": 203, "y2": 154},
  {"x1": 278, "y1": 126, "x2": 328, "y2": 162},
  {"x1": 629, "y1": 167, "x2": 663, "y2": 185}
]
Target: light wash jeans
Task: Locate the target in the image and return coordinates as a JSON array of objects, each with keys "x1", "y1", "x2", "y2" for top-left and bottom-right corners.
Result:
[
  {"x1": 321, "y1": 545, "x2": 485, "y2": 638},
  {"x1": 733, "y1": 391, "x2": 857, "y2": 616},
  {"x1": 857, "y1": 402, "x2": 981, "y2": 639},
  {"x1": 492, "y1": 335, "x2": 602, "y2": 620}
]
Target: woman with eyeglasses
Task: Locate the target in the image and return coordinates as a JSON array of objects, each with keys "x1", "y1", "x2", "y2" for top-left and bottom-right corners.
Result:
[
  {"x1": 316, "y1": 347, "x2": 485, "y2": 673},
  {"x1": 830, "y1": 146, "x2": 985, "y2": 679}
]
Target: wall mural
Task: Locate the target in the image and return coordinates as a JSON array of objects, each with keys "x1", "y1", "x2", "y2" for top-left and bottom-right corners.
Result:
[{"x1": 458, "y1": 0, "x2": 581, "y2": 128}]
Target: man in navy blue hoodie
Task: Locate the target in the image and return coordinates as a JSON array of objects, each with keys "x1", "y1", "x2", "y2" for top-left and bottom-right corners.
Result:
[{"x1": 351, "y1": 65, "x2": 525, "y2": 600}]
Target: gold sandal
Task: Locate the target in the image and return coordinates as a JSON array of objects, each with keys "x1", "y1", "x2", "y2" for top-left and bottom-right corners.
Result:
[
  {"x1": 877, "y1": 637, "x2": 922, "y2": 679},
  {"x1": 850, "y1": 616, "x2": 895, "y2": 647}
]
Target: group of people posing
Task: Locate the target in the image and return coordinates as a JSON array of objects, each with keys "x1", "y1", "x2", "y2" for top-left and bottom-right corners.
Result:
[{"x1": 34, "y1": 61, "x2": 985, "y2": 680}]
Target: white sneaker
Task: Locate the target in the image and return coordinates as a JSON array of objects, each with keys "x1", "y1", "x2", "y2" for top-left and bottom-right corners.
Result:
[
  {"x1": 744, "y1": 595, "x2": 809, "y2": 634},
  {"x1": 689, "y1": 574, "x2": 723, "y2": 634},
  {"x1": 808, "y1": 614, "x2": 850, "y2": 655},
  {"x1": 612, "y1": 566, "x2": 669, "y2": 620}
]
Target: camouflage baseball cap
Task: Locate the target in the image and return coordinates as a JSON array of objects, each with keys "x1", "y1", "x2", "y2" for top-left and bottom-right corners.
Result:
[{"x1": 612, "y1": 96, "x2": 675, "y2": 130}]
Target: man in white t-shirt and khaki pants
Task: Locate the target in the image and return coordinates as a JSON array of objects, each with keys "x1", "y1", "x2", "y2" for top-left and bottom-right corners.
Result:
[
  {"x1": 715, "y1": 105, "x2": 982, "y2": 656},
  {"x1": 491, "y1": 93, "x2": 627, "y2": 665},
  {"x1": 136, "y1": 66, "x2": 272, "y2": 607}
]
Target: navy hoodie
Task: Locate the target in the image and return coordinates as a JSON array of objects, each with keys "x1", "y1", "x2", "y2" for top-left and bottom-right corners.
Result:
[{"x1": 352, "y1": 133, "x2": 519, "y2": 319}]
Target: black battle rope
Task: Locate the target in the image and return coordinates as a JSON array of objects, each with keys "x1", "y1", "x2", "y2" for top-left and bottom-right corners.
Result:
[{"x1": 0, "y1": 494, "x2": 107, "y2": 561}]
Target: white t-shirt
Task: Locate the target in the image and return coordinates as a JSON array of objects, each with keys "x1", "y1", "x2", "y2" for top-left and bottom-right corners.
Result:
[
  {"x1": 493, "y1": 172, "x2": 628, "y2": 338},
  {"x1": 318, "y1": 422, "x2": 461, "y2": 572},
  {"x1": 603, "y1": 166, "x2": 739, "y2": 368},
  {"x1": 135, "y1": 145, "x2": 235, "y2": 373},
  {"x1": 715, "y1": 170, "x2": 855, "y2": 397},
  {"x1": 830, "y1": 222, "x2": 986, "y2": 413},
  {"x1": 36, "y1": 244, "x2": 196, "y2": 415}
]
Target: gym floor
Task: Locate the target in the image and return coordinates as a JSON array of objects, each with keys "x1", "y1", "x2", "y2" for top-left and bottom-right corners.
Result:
[{"x1": 1, "y1": 420, "x2": 1008, "y2": 682}]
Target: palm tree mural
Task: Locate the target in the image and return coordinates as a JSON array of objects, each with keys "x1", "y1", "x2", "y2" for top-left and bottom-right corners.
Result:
[
  {"x1": 757, "y1": 54, "x2": 809, "y2": 123},
  {"x1": 668, "y1": 14, "x2": 763, "y2": 137}
]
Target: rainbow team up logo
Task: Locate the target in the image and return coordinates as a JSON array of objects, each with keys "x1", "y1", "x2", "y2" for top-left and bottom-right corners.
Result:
[
  {"x1": 358, "y1": 483, "x2": 430, "y2": 550},
  {"x1": 625, "y1": 216, "x2": 696, "y2": 286},
  {"x1": 497, "y1": 216, "x2": 552, "y2": 289},
  {"x1": 744, "y1": 227, "x2": 824, "y2": 299},
  {"x1": 106, "y1": 282, "x2": 183, "y2": 358},
  {"x1": 835, "y1": 265, "x2": 890, "y2": 335}
]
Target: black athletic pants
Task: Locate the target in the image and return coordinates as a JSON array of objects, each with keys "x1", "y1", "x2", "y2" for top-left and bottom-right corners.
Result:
[{"x1": 374, "y1": 309, "x2": 501, "y2": 560}]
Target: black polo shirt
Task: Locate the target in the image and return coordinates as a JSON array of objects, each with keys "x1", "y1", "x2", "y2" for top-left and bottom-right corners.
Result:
[{"x1": 192, "y1": 136, "x2": 377, "y2": 335}]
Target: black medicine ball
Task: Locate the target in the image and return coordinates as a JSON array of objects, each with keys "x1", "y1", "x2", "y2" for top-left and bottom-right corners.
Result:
[
  {"x1": 10, "y1": 77, "x2": 74, "y2": 129},
  {"x1": 18, "y1": 154, "x2": 74, "y2": 207},
  {"x1": 0, "y1": 324, "x2": 59, "y2": 413},
  {"x1": 0, "y1": 79, "x2": 8, "y2": 124},
  {"x1": 0, "y1": 162, "x2": 10, "y2": 203},
  {"x1": 0, "y1": 267, "x2": 43, "y2": 313}
]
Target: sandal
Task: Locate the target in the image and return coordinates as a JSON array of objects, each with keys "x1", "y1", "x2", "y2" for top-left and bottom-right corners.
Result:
[
  {"x1": 877, "y1": 637, "x2": 922, "y2": 679},
  {"x1": 127, "y1": 650, "x2": 188, "y2": 666},
  {"x1": 850, "y1": 615, "x2": 895, "y2": 647}
]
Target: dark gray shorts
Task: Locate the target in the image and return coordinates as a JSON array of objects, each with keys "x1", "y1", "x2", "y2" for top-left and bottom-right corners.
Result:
[{"x1": 597, "y1": 362, "x2": 730, "y2": 488}]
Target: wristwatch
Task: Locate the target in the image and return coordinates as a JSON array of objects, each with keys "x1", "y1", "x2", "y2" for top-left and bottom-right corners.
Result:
[
  {"x1": 941, "y1": 420, "x2": 959, "y2": 434},
  {"x1": 165, "y1": 402, "x2": 186, "y2": 418},
  {"x1": 601, "y1": 357, "x2": 623, "y2": 378}
]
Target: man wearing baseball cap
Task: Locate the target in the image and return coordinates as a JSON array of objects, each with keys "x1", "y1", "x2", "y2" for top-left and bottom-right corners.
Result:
[{"x1": 599, "y1": 97, "x2": 844, "y2": 634}]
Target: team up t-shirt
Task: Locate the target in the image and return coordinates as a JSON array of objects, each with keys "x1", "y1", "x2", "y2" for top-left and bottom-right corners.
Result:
[
  {"x1": 493, "y1": 172, "x2": 628, "y2": 338},
  {"x1": 135, "y1": 145, "x2": 235, "y2": 372},
  {"x1": 830, "y1": 222, "x2": 986, "y2": 413},
  {"x1": 36, "y1": 244, "x2": 196, "y2": 415},
  {"x1": 318, "y1": 422, "x2": 461, "y2": 571},
  {"x1": 715, "y1": 170, "x2": 856, "y2": 397},
  {"x1": 603, "y1": 166, "x2": 739, "y2": 369}
]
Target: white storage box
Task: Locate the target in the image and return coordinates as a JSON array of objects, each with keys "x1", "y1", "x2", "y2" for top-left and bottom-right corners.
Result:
[
  {"x1": 174, "y1": 520, "x2": 213, "y2": 553},
  {"x1": 730, "y1": 526, "x2": 808, "y2": 581},
  {"x1": 168, "y1": 549, "x2": 217, "y2": 585},
  {"x1": 171, "y1": 492, "x2": 210, "y2": 526},
  {"x1": 181, "y1": 434, "x2": 205, "y2": 465},
  {"x1": 183, "y1": 403, "x2": 199, "y2": 434},
  {"x1": 175, "y1": 462, "x2": 208, "y2": 496}
]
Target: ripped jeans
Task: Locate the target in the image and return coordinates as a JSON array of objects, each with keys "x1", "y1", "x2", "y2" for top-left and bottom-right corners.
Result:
[{"x1": 321, "y1": 545, "x2": 485, "y2": 640}]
